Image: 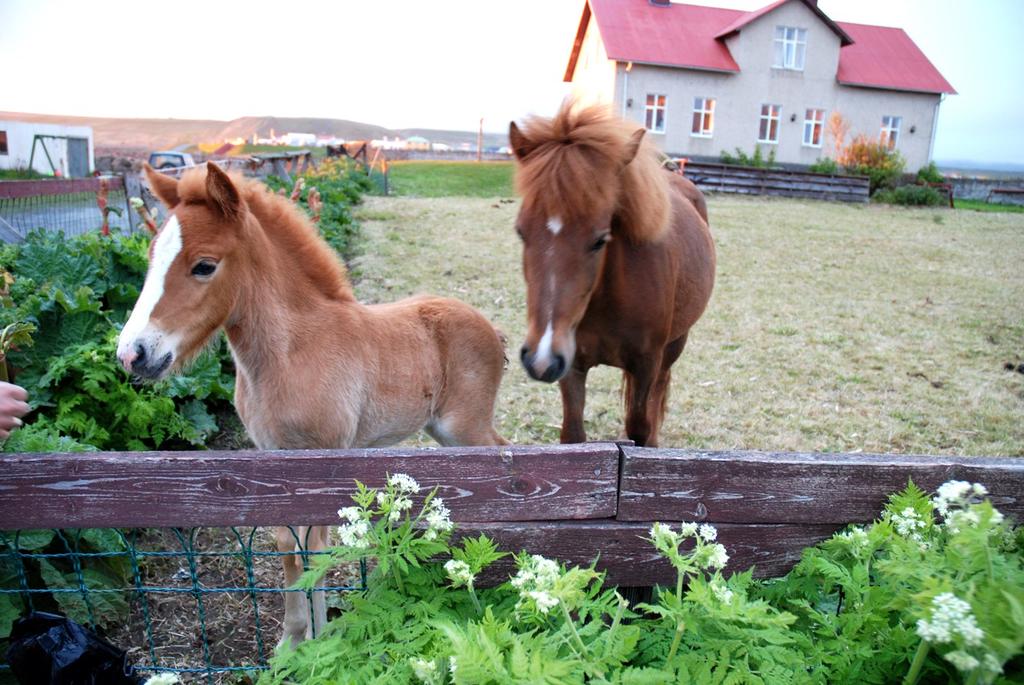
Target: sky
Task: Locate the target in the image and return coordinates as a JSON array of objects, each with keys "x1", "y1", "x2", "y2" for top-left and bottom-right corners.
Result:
[{"x1": 1, "y1": 0, "x2": 1021, "y2": 165}]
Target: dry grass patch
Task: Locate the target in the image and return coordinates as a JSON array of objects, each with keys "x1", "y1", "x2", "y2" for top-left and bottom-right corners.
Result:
[{"x1": 352, "y1": 194, "x2": 1023, "y2": 456}]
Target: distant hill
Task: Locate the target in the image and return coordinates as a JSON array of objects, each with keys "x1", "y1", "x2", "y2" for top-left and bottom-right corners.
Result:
[{"x1": 0, "y1": 111, "x2": 509, "y2": 151}]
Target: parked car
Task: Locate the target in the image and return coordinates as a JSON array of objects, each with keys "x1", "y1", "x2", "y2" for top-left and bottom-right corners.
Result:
[{"x1": 148, "y1": 151, "x2": 195, "y2": 169}]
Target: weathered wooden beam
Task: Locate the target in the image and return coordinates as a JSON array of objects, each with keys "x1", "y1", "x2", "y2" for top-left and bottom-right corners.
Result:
[
  {"x1": 459, "y1": 520, "x2": 840, "y2": 586},
  {"x1": 0, "y1": 444, "x2": 620, "y2": 530},
  {"x1": 618, "y1": 449, "x2": 1024, "y2": 524},
  {"x1": 0, "y1": 176, "x2": 125, "y2": 199}
]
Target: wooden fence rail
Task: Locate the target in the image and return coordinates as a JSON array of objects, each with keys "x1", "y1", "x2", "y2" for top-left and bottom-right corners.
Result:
[
  {"x1": 1, "y1": 443, "x2": 1021, "y2": 586},
  {"x1": 681, "y1": 161, "x2": 871, "y2": 203}
]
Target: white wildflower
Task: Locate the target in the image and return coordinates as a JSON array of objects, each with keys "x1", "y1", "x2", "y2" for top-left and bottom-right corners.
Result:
[
  {"x1": 527, "y1": 589, "x2": 560, "y2": 614},
  {"x1": 444, "y1": 559, "x2": 475, "y2": 587},
  {"x1": 891, "y1": 507, "x2": 927, "y2": 541},
  {"x1": 388, "y1": 473, "x2": 421, "y2": 494},
  {"x1": 705, "y1": 544, "x2": 729, "y2": 570},
  {"x1": 945, "y1": 509, "x2": 981, "y2": 534},
  {"x1": 337, "y1": 506, "x2": 362, "y2": 524},
  {"x1": 916, "y1": 593, "x2": 984, "y2": 647},
  {"x1": 337, "y1": 518, "x2": 371, "y2": 549},
  {"x1": 698, "y1": 524, "x2": 718, "y2": 542},
  {"x1": 449, "y1": 656, "x2": 457, "y2": 674},
  {"x1": 982, "y1": 654, "x2": 1003, "y2": 674},
  {"x1": 512, "y1": 555, "x2": 561, "y2": 614},
  {"x1": 386, "y1": 495, "x2": 414, "y2": 522},
  {"x1": 679, "y1": 522, "x2": 698, "y2": 538},
  {"x1": 143, "y1": 675, "x2": 182, "y2": 685},
  {"x1": 410, "y1": 657, "x2": 438, "y2": 683},
  {"x1": 711, "y1": 580, "x2": 734, "y2": 604},
  {"x1": 650, "y1": 522, "x2": 679, "y2": 548},
  {"x1": 838, "y1": 527, "x2": 869, "y2": 551},
  {"x1": 532, "y1": 556, "x2": 560, "y2": 586},
  {"x1": 423, "y1": 498, "x2": 453, "y2": 541},
  {"x1": 933, "y1": 480, "x2": 987, "y2": 517},
  {"x1": 944, "y1": 650, "x2": 980, "y2": 672}
]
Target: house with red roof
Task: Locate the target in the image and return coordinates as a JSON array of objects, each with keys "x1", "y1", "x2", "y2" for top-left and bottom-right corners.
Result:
[{"x1": 564, "y1": 0, "x2": 955, "y2": 169}]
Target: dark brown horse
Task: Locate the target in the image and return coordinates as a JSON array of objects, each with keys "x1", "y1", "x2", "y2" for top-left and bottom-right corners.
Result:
[{"x1": 510, "y1": 102, "x2": 716, "y2": 447}]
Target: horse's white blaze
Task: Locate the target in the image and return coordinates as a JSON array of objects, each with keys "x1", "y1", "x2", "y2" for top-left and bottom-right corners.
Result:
[
  {"x1": 535, "y1": 322, "x2": 555, "y2": 368},
  {"x1": 546, "y1": 216, "x2": 562, "y2": 236},
  {"x1": 116, "y1": 215, "x2": 182, "y2": 357}
]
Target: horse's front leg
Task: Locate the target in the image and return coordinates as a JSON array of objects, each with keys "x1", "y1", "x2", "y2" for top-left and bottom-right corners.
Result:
[
  {"x1": 275, "y1": 525, "x2": 310, "y2": 649},
  {"x1": 559, "y1": 365, "x2": 589, "y2": 443},
  {"x1": 624, "y1": 357, "x2": 660, "y2": 447}
]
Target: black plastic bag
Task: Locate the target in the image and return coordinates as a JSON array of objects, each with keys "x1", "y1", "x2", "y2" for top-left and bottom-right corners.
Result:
[{"x1": 5, "y1": 611, "x2": 143, "y2": 684}]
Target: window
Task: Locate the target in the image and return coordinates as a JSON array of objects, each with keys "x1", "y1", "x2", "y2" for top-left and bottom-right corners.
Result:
[
  {"x1": 758, "y1": 104, "x2": 781, "y2": 143},
  {"x1": 0, "y1": 131, "x2": 7, "y2": 156},
  {"x1": 691, "y1": 97, "x2": 715, "y2": 137},
  {"x1": 773, "y1": 26, "x2": 807, "y2": 70},
  {"x1": 803, "y1": 109, "x2": 825, "y2": 147},
  {"x1": 881, "y1": 115, "x2": 901, "y2": 149},
  {"x1": 645, "y1": 94, "x2": 667, "y2": 134}
]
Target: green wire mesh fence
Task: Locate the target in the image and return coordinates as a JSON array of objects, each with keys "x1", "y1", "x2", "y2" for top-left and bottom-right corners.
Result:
[{"x1": 0, "y1": 527, "x2": 366, "y2": 683}]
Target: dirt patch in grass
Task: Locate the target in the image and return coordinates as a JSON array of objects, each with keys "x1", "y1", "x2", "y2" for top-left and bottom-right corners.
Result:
[{"x1": 352, "y1": 194, "x2": 1024, "y2": 455}]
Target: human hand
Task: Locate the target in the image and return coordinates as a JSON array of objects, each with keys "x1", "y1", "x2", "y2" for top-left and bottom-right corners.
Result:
[{"x1": 0, "y1": 381, "x2": 29, "y2": 440}]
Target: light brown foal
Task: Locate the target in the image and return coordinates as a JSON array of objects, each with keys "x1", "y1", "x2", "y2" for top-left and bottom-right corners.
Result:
[{"x1": 116, "y1": 163, "x2": 507, "y2": 646}]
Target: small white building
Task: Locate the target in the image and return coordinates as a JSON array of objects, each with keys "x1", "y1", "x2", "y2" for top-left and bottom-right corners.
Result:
[
  {"x1": 283, "y1": 132, "x2": 317, "y2": 147},
  {"x1": 0, "y1": 120, "x2": 95, "y2": 177}
]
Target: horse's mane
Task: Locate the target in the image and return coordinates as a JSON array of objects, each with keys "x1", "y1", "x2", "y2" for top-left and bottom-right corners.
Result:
[
  {"x1": 514, "y1": 101, "x2": 672, "y2": 243},
  {"x1": 177, "y1": 170, "x2": 354, "y2": 302}
]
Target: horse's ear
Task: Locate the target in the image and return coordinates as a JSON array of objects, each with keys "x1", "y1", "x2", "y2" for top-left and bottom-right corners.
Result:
[
  {"x1": 509, "y1": 121, "x2": 536, "y2": 161},
  {"x1": 205, "y1": 162, "x2": 241, "y2": 220},
  {"x1": 621, "y1": 128, "x2": 645, "y2": 168},
  {"x1": 144, "y1": 163, "x2": 180, "y2": 208}
]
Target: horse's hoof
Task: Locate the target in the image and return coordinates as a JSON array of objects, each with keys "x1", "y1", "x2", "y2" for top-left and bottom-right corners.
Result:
[{"x1": 276, "y1": 633, "x2": 305, "y2": 652}]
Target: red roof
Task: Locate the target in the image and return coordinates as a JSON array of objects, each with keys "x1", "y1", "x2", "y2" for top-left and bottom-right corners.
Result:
[
  {"x1": 835, "y1": 21, "x2": 956, "y2": 94},
  {"x1": 566, "y1": 0, "x2": 955, "y2": 95}
]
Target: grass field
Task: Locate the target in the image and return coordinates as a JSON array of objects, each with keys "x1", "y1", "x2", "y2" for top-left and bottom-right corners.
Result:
[
  {"x1": 954, "y1": 198, "x2": 1024, "y2": 213},
  {"x1": 351, "y1": 179, "x2": 1024, "y2": 456},
  {"x1": 387, "y1": 160, "x2": 514, "y2": 198}
]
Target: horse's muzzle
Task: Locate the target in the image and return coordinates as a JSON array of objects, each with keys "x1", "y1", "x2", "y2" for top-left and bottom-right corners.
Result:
[
  {"x1": 119, "y1": 341, "x2": 173, "y2": 381},
  {"x1": 520, "y1": 346, "x2": 567, "y2": 383}
]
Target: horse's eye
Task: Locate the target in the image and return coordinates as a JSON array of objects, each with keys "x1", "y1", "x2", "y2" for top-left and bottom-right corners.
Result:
[
  {"x1": 590, "y1": 234, "x2": 611, "y2": 252},
  {"x1": 191, "y1": 261, "x2": 217, "y2": 278}
]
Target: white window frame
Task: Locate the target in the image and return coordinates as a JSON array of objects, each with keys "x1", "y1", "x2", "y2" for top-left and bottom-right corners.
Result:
[
  {"x1": 881, "y1": 115, "x2": 901, "y2": 149},
  {"x1": 691, "y1": 97, "x2": 715, "y2": 138},
  {"x1": 645, "y1": 94, "x2": 667, "y2": 134},
  {"x1": 802, "y1": 108, "x2": 825, "y2": 147},
  {"x1": 773, "y1": 26, "x2": 807, "y2": 71},
  {"x1": 758, "y1": 104, "x2": 781, "y2": 144}
]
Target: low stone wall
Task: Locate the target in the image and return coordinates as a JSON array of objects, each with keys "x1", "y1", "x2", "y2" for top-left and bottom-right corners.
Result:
[{"x1": 948, "y1": 176, "x2": 1024, "y2": 201}]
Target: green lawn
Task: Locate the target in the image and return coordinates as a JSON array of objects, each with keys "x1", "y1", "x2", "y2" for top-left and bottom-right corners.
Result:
[
  {"x1": 0, "y1": 168, "x2": 48, "y2": 180},
  {"x1": 388, "y1": 161, "x2": 514, "y2": 198},
  {"x1": 352, "y1": 192, "x2": 1024, "y2": 456},
  {"x1": 954, "y1": 198, "x2": 1024, "y2": 213}
]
